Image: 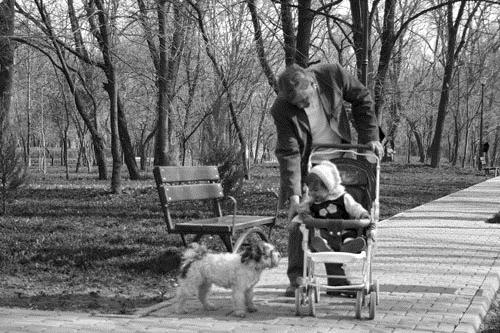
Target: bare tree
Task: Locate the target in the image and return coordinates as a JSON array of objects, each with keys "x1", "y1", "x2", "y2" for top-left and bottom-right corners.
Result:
[
  {"x1": 152, "y1": 0, "x2": 187, "y2": 166},
  {"x1": 188, "y1": 0, "x2": 250, "y2": 177},
  {"x1": 429, "y1": 0, "x2": 480, "y2": 167},
  {"x1": 246, "y1": 0, "x2": 277, "y2": 92},
  {"x1": 78, "y1": 0, "x2": 140, "y2": 181},
  {"x1": 15, "y1": 1, "x2": 109, "y2": 179},
  {"x1": 84, "y1": 0, "x2": 122, "y2": 192}
]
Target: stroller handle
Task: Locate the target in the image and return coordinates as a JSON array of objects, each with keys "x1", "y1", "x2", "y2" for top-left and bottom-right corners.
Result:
[
  {"x1": 303, "y1": 218, "x2": 372, "y2": 229},
  {"x1": 312, "y1": 143, "x2": 374, "y2": 152}
]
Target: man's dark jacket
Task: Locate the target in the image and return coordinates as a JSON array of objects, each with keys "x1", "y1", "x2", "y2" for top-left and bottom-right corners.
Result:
[{"x1": 270, "y1": 63, "x2": 379, "y2": 205}]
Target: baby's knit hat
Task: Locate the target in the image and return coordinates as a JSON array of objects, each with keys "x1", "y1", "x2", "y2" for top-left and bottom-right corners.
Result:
[{"x1": 309, "y1": 160, "x2": 342, "y2": 194}]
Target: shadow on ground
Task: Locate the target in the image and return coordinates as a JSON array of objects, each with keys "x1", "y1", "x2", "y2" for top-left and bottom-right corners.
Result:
[{"x1": 0, "y1": 293, "x2": 165, "y2": 314}]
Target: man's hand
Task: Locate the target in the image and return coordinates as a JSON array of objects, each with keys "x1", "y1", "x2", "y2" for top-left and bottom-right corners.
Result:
[
  {"x1": 367, "y1": 140, "x2": 384, "y2": 158},
  {"x1": 299, "y1": 212, "x2": 314, "y2": 224},
  {"x1": 367, "y1": 227, "x2": 377, "y2": 241}
]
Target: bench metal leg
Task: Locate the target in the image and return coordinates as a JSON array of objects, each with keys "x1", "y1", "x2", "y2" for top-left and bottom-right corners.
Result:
[
  {"x1": 220, "y1": 234, "x2": 234, "y2": 252},
  {"x1": 180, "y1": 234, "x2": 188, "y2": 247}
]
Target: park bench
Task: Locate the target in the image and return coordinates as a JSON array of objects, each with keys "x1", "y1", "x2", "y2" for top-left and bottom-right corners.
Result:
[
  {"x1": 480, "y1": 157, "x2": 500, "y2": 177},
  {"x1": 153, "y1": 166, "x2": 278, "y2": 252}
]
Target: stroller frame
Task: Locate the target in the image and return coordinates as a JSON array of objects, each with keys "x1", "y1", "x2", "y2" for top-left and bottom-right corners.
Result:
[{"x1": 294, "y1": 144, "x2": 380, "y2": 319}]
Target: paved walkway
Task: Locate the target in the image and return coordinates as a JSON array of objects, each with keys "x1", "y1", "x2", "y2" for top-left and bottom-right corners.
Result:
[{"x1": 1, "y1": 177, "x2": 500, "y2": 333}]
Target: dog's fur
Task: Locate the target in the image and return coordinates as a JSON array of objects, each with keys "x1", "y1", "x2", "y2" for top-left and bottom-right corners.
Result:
[{"x1": 175, "y1": 241, "x2": 280, "y2": 317}]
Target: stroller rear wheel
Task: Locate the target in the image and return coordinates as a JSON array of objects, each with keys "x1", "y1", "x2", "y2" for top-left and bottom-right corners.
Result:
[
  {"x1": 368, "y1": 279, "x2": 379, "y2": 319},
  {"x1": 368, "y1": 290, "x2": 377, "y2": 319}
]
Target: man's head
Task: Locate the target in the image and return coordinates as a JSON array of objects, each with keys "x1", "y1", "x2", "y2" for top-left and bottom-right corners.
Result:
[{"x1": 277, "y1": 64, "x2": 315, "y2": 108}]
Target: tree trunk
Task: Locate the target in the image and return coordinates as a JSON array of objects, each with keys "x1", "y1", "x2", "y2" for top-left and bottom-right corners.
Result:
[
  {"x1": 461, "y1": 81, "x2": 471, "y2": 168},
  {"x1": 386, "y1": 34, "x2": 403, "y2": 150},
  {"x1": 92, "y1": 0, "x2": 122, "y2": 192},
  {"x1": 1, "y1": 181, "x2": 6, "y2": 215},
  {"x1": 63, "y1": 129, "x2": 69, "y2": 179},
  {"x1": 349, "y1": 0, "x2": 365, "y2": 78},
  {"x1": 451, "y1": 111, "x2": 460, "y2": 166},
  {"x1": 405, "y1": 125, "x2": 411, "y2": 163},
  {"x1": 280, "y1": 0, "x2": 296, "y2": 66},
  {"x1": 254, "y1": 106, "x2": 266, "y2": 164},
  {"x1": 462, "y1": 123, "x2": 469, "y2": 168},
  {"x1": 429, "y1": 60, "x2": 455, "y2": 167},
  {"x1": 0, "y1": 0, "x2": 14, "y2": 215},
  {"x1": 246, "y1": 0, "x2": 277, "y2": 92},
  {"x1": 295, "y1": 0, "x2": 313, "y2": 67},
  {"x1": 155, "y1": 1, "x2": 174, "y2": 165},
  {"x1": 0, "y1": 0, "x2": 15, "y2": 132},
  {"x1": 40, "y1": 95, "x2": 47, "y2": 173},
  {"x1": 154, "y1": 0, "x2": 185, "y2": 166},
  {"x1": 25, "y1": 51, "x2": 31, "y2": 166},
  {"x1": 108, "y1": 79, "x2": 121, "y2": 193},
  {"x1": 100, "y1": 86, "x2": 140, "y2": 180},
  {"x1": 116, "y1": 92, "x2": 140, "y2": 179},
  {"x1": 373, "y1": 0, "x2": 396, "y2": 120}
]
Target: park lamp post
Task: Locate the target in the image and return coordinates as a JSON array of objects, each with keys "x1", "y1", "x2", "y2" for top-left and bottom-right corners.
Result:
[{"x1": 477, "y1": 78, "x2": 486, "y2": 170}]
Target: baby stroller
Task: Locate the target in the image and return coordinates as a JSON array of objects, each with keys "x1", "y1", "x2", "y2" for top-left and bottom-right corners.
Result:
[{"x1": 294, "y1": 143, "x2": 380, "y2": 319}]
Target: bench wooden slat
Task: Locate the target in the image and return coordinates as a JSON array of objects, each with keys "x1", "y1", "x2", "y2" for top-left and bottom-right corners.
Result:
[
  {"x1": 161, "y1": 183, "x2": 224, "y2": 202},
  {"x1": 154, "y1": 166, "x2": 219, "y2": 183},
  {"x1": 175, "y1": 216, "x2": 275, "y2": 233}
]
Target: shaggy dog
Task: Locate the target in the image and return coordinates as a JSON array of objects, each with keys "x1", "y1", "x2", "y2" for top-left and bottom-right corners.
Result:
[{"x1": 175, "y1": 241, "x2": 280, "y2": 317}]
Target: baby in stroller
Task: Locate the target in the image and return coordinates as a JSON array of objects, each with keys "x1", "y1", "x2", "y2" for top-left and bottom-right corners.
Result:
[
  {"x1": 298, "y1": 160, "x2": 369, "y2": 254},
  {"x1": 293, "y1": 147, "x2": 379, "y2": 318}
]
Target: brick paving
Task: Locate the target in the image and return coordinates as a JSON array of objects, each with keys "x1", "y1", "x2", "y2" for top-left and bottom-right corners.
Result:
[{"x1": 1, "y1": 177, "x2": 499, "y2": 332}]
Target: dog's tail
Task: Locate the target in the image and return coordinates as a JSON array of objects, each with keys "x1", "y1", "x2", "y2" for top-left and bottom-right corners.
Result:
[{"x1": 179, "y1": 243, "x2": 207, "y2": 279}]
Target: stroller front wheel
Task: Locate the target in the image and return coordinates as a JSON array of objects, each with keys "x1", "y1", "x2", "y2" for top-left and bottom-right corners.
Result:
[
  {"x1": 355, "y1": 290, "x2": 363, "y2": 319},
  {"x1": 307, "y1": 286, "x2": 316, "y2": 316},
  {"x1": 295, "y1": 285, "x2": 317, "y2": 317}
]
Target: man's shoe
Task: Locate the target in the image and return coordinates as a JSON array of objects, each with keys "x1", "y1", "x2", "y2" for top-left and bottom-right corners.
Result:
[
  {"x1": 285, "y1": 285, "x2": 296, "y2": 297},
  {"x1": 340, "y1": 237, "x2": 366, "y2": 253}
]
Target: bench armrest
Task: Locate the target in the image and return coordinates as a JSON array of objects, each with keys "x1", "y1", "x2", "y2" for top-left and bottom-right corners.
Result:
[
  {"x1": 224, "y1": 195, "x2": 238, "y2": 230},
  {"x1": 223, "y1": 191, "x2": 279, "y2": 231}
]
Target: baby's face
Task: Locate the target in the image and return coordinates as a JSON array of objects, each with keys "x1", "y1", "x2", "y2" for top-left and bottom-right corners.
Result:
[{"x1": 307, "y1": 177, "x2": 330, "y2": 202}]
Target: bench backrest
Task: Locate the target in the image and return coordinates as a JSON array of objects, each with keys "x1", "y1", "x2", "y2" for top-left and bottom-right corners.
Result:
[{"x1": 153, "y1": 166, "x2": 223, "y2": 232}]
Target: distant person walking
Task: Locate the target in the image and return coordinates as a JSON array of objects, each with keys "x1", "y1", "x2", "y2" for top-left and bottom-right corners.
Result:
[{"x1": 482, "y1": 142, "x2": 490, "y2": 166}]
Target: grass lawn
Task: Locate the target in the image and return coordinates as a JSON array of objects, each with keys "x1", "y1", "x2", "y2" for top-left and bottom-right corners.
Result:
[{"x1": 0, "y1": 161, "x2": 497, "y2": 330}]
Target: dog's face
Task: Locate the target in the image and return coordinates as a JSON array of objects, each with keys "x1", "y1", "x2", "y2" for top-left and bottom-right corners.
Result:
[{"x1": 241, "y1": 241, "x2": 280, "y2": 269}]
